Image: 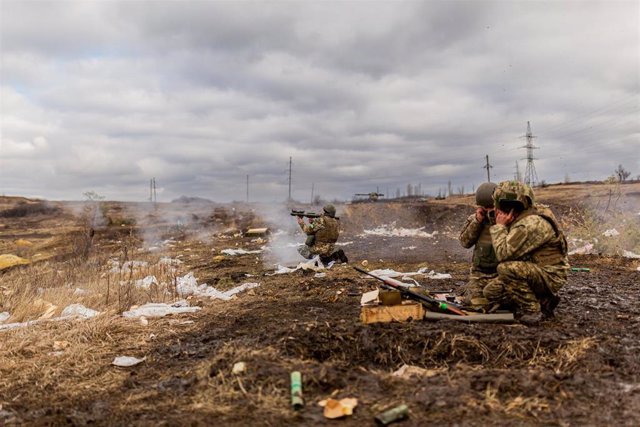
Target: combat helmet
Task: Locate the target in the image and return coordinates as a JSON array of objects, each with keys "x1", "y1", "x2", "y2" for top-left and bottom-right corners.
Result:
[
  {"x1": 323, "y1": 204, "x2": 336, "y2": 218},
  {"x1": 493, "y1": 180, "x2": 534, "y2": 212},
  {"x1": 475, "y1": 182, "x2": 497, "y2": 208}
]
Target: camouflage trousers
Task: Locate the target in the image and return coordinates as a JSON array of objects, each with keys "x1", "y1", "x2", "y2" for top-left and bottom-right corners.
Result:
[
  {"x1": 483, "y1": 261, "x2": 566, "y2": 314},
  {"x1": 462, "y1": 269, "x2": 498, "y2": 308},
  {"x1": 297, "y1": 242, "x2": 334, "y2": 259}
]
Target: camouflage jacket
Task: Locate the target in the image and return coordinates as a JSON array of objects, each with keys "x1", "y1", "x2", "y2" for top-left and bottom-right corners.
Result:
[
  {"x1": 300, "y1": 215, "x2": 339, "y2": 257},
  {"x1": 460, "y1": 214, "x2": 498, "y2": 272},
  {"x1": 490, "y1": 212, "x2": 569, "y2": 271}
]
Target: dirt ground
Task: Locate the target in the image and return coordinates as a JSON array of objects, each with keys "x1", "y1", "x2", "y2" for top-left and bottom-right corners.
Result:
[{"x1": 1, "y1": 184, "x2": 639, "y2": 426}]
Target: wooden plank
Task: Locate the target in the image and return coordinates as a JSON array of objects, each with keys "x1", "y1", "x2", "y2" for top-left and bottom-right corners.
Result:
[
  {"x1": 360, "y1": 302, "x2": 424, "y2": 324},
  {"x1": 423, "y1": 312, "x2": 514, "y2": 323}
]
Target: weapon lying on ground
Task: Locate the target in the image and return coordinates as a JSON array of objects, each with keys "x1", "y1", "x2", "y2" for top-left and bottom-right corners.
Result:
[
  {"x1": 354, "y1": 266, "x2": 467, "y2": 316},
  {"x1": 290, "y1": 210, "x2": 321, "y2": 218}
]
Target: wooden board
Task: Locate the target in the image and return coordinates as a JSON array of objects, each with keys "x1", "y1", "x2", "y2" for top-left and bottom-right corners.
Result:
[{"x1": 361, "y1": 302, "x2": 425, "y2": 324}]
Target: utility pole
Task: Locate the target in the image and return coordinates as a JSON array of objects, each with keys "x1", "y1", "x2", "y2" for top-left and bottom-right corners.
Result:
[
  {"x1": 288, "y1": 156, "x2": 292, "y2": 202},
  {"x1": 150, "y1": 178, "x2": 157, "y2": 203},
  {"x1": 514, "y1": 161, "x2": 522, "y2": 182},
  {"x1": 246, "y1": 175, "x2": 249, "y2": 203},
  {"x1": 483, "y1": 154, "x2": 493, "y2": 182},
  {"x1": 521, "y1": 121, "x2": 539, "y2": 186}
]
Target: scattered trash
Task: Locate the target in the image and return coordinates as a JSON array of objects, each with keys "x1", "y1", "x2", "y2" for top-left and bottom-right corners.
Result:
[
  {"x1": 221, "y1": 248, "x2": 263, "y2": 256},
  {"x1": 175, "y1": 273, "x2": 260, "y2": 300},
  {"x1": 622, "y1": 250, "x2": 640, "y2": 259},
  {"x1": 336, "y1": 241, "x2": 353, "y2": 246},
  {"x1": 401, "y1": 246, "x2": 417, "y2": 250},
  {"x1": 365, "y1": 267, "x2": 451, "y2": 280},
  {"x1": 61, "y1": 304, "x2": 99, "y2": 318},
  {"x1": 109, "y1": 260, "x2": 148, "y2": 273},
  {"x1": 375, "y1": 404, "x2": 409, "y2": 426},
  {"x1": 140, "y1": 316, "x2": 149, "y2": 326},
  {"x1": 122, "y1": 300, "x2": 201, "y2": 318},
  {"x1": 361, "y1": 260, "x2": 369, "y2": 267},
  {"x1": 232, "y1": 362, "x2": 246, "y2": 375},
  {"x1": 112, "y1": 356, "x2": 145, "y2": 367},
  {"x1": 569, "y1": 243, "x2": 595, "y2": 255},
  {"x1": 0, "y1": 254, "x2": 30, "y2": 271},
  {"x1": 15, "y1": 239, "x2": 34, "y2": 247},
  {"x1": 392, "y1": 364, "x2": 441, "y2": 379},
  {"x1": 360, "y1": 289, "x2": 379, "y2": 306},
  {"x1": 0, "y1": 312, "x2": 9, "y2": 323},
  {"x1": 290, "y1": 371, "x2": 304, "y2": 410},
  {"x1": 158, "y1": 257, "x2": 183, "y2": 266},
  {"x1": 571, "y1": 267, "x2": 591, "y2": 272},
  {"x1": 271, "y1": 256, "x2": 325, "y2": 275},
  {"x1": 245, "y1": 228, "x2": 270, "y2": 237},
  {"x1": 314, "y1": 273, "x2": 326, "y2": 278},
  {"x1": 603, "y1": 228, "x2": 620, "y2": 237},
  {"x1": 319, "y1": 397, "x2": 358, "y2": 419},
  {"x1": 53, "y1": 341, "x2": 70, "y2": 351},
  {"x1": 134, "y1": 275, "x2": 158, "y2": 290}
]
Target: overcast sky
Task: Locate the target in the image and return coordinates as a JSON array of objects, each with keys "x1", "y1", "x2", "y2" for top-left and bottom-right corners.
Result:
[{"x1": 1, "y1": 0, "x2": 638, "y2": 202}]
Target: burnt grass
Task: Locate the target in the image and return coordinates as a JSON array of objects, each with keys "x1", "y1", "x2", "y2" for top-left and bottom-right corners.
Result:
[{"x1": 2, "y1": 201, "x2": 640, "y2": 426}]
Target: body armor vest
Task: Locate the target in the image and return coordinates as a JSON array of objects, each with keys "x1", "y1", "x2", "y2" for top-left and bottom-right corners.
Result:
[
  {"x1": 315, "y1": 216, "x2": 339, "y2": 244},
  {"x1": 512, "y1": 206, "x2": 568, "y2": 266},
  {"x1": 472, "y1": 222, "x2": 498, "y2": 272}
]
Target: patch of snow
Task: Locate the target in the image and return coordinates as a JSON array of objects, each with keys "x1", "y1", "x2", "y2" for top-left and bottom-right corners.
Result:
[
  {"x1": 122, "y1": 300, "x2": 201, "y2": 318},
  {"x1": 361, "y1": 224, "x2": 438, "y2": 238},
  {"x1": 0, "y1": 312, "x2": 10, "y2": 323},
  {"x1": 61, "y1": 304, "x2": 99, "y2": 318},
  {"x1": 603, "y1": 229, "x2": 620, "y2": 237}
]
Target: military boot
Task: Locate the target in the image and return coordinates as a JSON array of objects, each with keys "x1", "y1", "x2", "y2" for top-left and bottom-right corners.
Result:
[
  {"x1": 519, "y1": 312, "x2": 543, "y2": 326},
  {"x1": 338, "y1": 250, "x2": 348, "y2": 264},
  {"x1": 541, "y1": 295, "x2": 560, "y2": 318}
]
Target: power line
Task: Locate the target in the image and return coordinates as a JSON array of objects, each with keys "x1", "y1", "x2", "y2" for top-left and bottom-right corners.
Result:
[{"x1": 520, "y1": 121, "x2": 539, "y2": 187}]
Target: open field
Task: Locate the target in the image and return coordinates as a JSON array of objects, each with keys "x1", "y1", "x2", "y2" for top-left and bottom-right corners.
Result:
[{"x1": 1, "y1": 182, "x2": 639, "y2": 426}]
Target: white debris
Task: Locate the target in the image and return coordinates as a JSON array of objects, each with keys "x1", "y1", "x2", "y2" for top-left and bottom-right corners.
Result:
[
  {"x1": 0, "y1": 312, "x2": 10, "y2": 323},
  {"x1": 637, "y1": 266, "x2": 640, "y2": 271},
  {"x1": 336, "y1": 241, "x2": 353, "y2": 246},
  {"x1": 569, "y1": 243, "x2": 595, "y2": 255},
  {"x1": 112, "y1": 356, "x2": 145, "y2": 367},
  {"x1": 402, "y1": 246, "x2": 417, "y2": 250},
  {"x1": 175, "y1": 273, "x2": 260, "y2": 300},
  {"x1": 232, "y1": 362, "x2": 246, "y2": 374},
  {"x1": 361, "y1": 224, "x2": 438, "y2": 238},
  {"x1": 622, "y1": 250, "x2": 640, "y2": 259},
  {"x1": 270, "y1": 256, "x2": 326, "y2": 275},
  {"x1": 122, "y1": 300, "x2": 201, "y2": 318},
  {"x1": 360, "y1": 289, "x2": 379, "y2": 306},
  {"x1": 425, "y1": 271, "x2": 452, "y2": 279},
  {"x1": 159, "y1": 257, "x2": 183, "y2": 265},
  {"x1": 221, "y1": 248, "x2": 262, "y2": 256},
  {"x1": 603, "y1": 229, "x2": 620, "y2": 237},
  {"x1": 61, "y1": 304, "x2": 99, "y2": 318},
  {"x1": 135, "y1": 275, "x2": 158, "y2": 290},
  {"x1": 314, "y1": 273, "x2": 327, "y2": 278}
]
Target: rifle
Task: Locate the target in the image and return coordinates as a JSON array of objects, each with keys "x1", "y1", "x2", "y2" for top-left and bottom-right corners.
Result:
[
  {"x1": 354, "y1": 266, "x2": 467, "y2": 316},
  {"x1": 290, "y1": 210, "x2": 321, "y2": 219}
]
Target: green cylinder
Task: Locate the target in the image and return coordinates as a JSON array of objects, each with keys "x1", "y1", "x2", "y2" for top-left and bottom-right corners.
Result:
[
  {"x1": 375, "y1": 404, "x2": 409, "y2": 425},
  {"x1": 290, "y1": 371, "x2": 303, "y2": 410}
]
